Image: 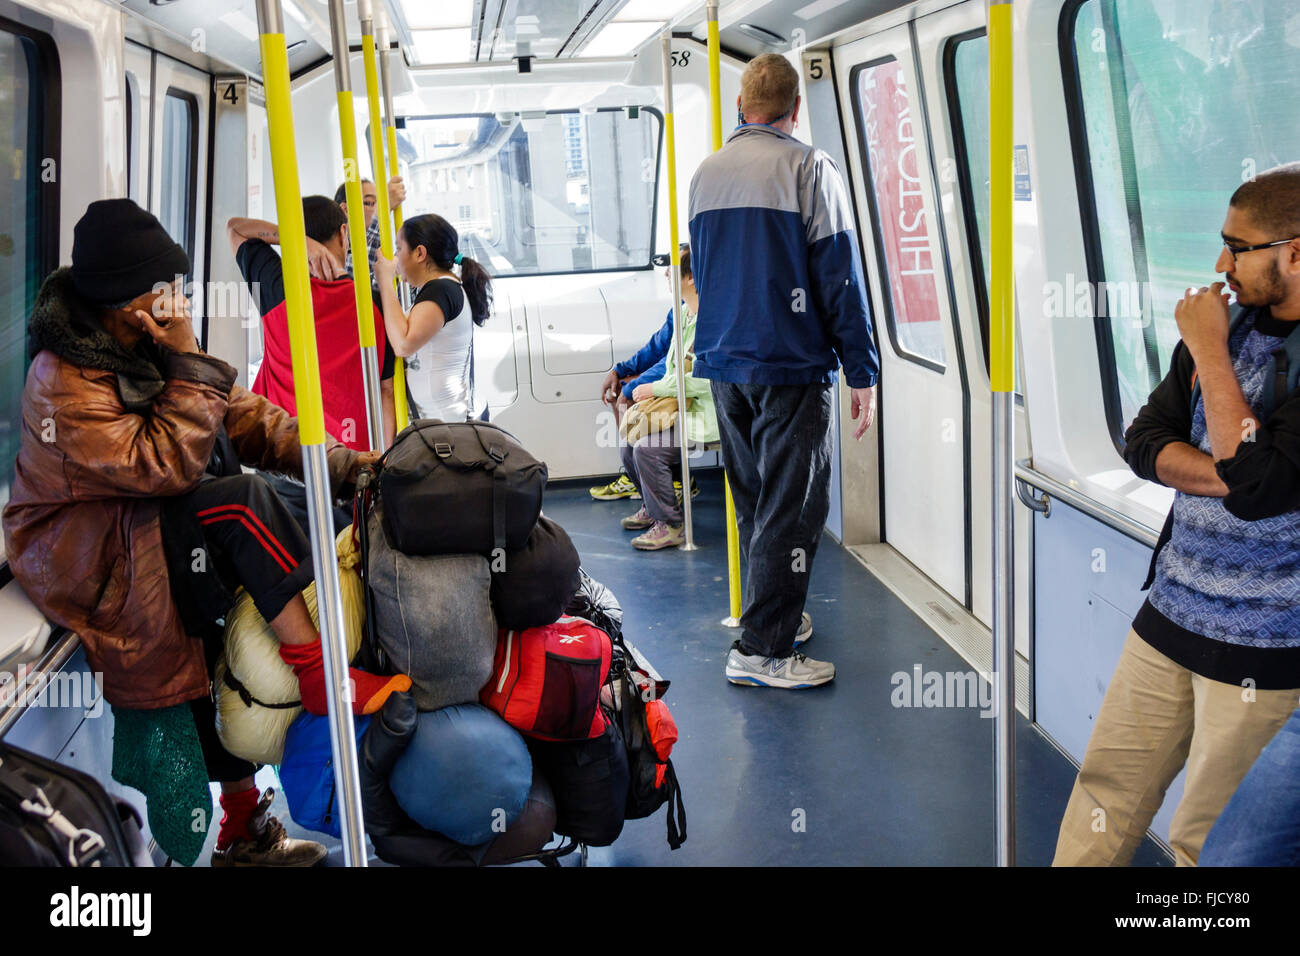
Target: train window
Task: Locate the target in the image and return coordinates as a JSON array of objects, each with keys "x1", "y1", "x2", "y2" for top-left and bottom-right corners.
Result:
[
  {"x1": 399, "y1": 108, "x2": 662, "y2": 277},
  {"x1": 159, "y1": 89, "x2": 197, "y2": 278},
  {"x1": 851, "y1": 57, "x2": 947, "y2": 371},
  {"x1": 947, "y1": 33, "x2": 991, "y2": 364},
  {"x1": 0, "y1": 26, "x2": 54, "y2": 519},
  {"x1": 1065, "y1": 0, "x2": 1300, "y2": 440}
]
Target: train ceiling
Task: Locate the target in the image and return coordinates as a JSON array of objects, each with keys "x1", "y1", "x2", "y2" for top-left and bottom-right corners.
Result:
[{"x1": 115, "y1": 0, "x2": 918, "y2": 79}]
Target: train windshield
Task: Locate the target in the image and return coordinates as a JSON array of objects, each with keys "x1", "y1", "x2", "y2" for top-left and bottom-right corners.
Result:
[{"x1": 400, "y1": 108, "x2": 661, "y2": 277}]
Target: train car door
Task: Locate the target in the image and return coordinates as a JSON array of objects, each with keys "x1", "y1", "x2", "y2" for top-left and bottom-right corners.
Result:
[
  {"x1": 835, "y1": 24, "x2": 969, "y2": 606},
  {"x1": 910, "y1": 2, "x2": 1033, "y2": 650}
]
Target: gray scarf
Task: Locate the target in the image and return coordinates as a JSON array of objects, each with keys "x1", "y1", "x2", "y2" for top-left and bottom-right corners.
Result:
[{"x1": 28, "y1": 268, "x2": 166, "y2": 413}]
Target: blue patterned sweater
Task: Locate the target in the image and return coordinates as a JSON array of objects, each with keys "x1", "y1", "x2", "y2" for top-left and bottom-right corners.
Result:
[{"x1": 1128, "y1": 308, "x2": 1300, "y2": 687}]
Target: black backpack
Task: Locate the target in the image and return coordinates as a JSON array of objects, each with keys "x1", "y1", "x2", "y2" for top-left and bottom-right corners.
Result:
[
  {"x1": 526, "y1": 709, "x2": 629, "y2": 848},
  {"x1": 611, "y1": 640, "x2": 686, "y2": 850},
  {"x1": 377, "y1": 419, "x2": 547, "y2": 557},
  {"x1": 0, "y1": 743, "x2": 152, "y2": 867}
]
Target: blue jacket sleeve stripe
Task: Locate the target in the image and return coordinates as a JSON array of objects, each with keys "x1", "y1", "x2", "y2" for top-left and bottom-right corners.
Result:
[{"x1": 808, "y1": 229, "x2": 879, "y2": 389}]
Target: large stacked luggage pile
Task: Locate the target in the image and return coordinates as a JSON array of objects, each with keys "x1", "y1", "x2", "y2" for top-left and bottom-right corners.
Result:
[{"x1": 221, "y1": 419, "x2": 685, "y2": 865}]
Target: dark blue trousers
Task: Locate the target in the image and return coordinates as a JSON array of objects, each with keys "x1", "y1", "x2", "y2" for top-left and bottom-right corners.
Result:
[{"x1": 710, "y1": 381, "x2": 834, "y2": 659}]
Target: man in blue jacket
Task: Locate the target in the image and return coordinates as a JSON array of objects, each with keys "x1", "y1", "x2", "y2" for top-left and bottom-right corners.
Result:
[{"x1": 689, "y1": 53, "x2": 879, "y2": 689}]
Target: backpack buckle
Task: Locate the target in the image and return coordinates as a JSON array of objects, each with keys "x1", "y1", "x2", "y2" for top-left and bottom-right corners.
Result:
[
  {"x1": 487, "y1": 445, "x2": 506, "y2": 463},
  {"x1": 433, "y1": 442, "x2": 453, "y2": 458}
]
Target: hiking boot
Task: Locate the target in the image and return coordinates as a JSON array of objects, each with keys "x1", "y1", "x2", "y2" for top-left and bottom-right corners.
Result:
[
  {"x1": 591, "y1": 474, "x2": 641, "y2": 500},
  {"x1": 794, "y1": 612, "x2": 812, "y2": 647},
  {"x1": 725, "y1": 642, "x2": 834, "y2": 688},
  {"x1": 632, "y1": 521, "x2": 685, "y2": 550},
  {"x1": 621, "y1": 505, "x2": 655, "y2": 530},
  {"x1": 210, "y1": 789, "x2": 327, "y2": 868},
  {"x1": 672, "y1": 477, "x2": 701, "y2": 503}
]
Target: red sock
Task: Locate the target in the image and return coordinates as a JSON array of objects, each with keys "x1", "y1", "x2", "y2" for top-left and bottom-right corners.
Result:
[
  {"x1": 216, "y1": 786, "x2": 261, "y2": 851},
  {"x1": 278, "y1": 640, "x2": 411, "y2": 717}
]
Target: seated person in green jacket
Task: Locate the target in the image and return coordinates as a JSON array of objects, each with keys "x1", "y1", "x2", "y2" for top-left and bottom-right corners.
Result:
[{"x1": 618, "y1": 257, "x2": 717, "y2": 551}]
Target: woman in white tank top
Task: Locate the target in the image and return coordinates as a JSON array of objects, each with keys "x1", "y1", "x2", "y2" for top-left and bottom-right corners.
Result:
[{"x1": 372, "y1": 214, "x2": 493, "y2": 424}]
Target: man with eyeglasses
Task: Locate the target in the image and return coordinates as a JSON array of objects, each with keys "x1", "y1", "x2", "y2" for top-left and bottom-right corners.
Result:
[{"x1": 1054, "y1": 163, "x2": 1300, "y2": 867}]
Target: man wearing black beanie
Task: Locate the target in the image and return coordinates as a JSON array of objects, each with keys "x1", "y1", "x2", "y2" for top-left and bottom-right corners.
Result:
[{"x1": 3, "y1": 199, "x2": 409, "y2": 866}]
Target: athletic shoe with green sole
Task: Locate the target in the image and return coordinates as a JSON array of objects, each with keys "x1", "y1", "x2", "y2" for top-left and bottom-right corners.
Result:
[{"x1": 590, "y1": 474, "x2": 641, "y2": 500}]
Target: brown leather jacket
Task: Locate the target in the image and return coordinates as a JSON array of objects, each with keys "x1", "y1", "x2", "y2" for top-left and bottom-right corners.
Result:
[{"x1": 2, "y1": 290, "x2": 356, "y2": 709}]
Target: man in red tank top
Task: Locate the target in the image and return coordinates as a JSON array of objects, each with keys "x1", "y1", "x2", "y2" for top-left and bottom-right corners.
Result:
[{"x1": 228, "y1": 196, "x2": 396, "y2": 450}]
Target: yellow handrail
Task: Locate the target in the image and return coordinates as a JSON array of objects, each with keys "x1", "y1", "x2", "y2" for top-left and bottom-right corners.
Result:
[
  {"x1": 707, "y1": 1, "x2": 743, "y2": 625},
  {"x1": 360, "y1": 18, "x2": 409, "y2": 429}
]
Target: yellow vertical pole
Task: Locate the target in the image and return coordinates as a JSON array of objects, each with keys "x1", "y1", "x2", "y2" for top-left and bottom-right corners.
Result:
[
  {"x1": 327, "y1": 0, "x2": 384, "y2": 451},
  {"x1": 707, "y1": 2, "x2": 723, "y2": 151},
  {"x1": 359, "y1": 0, "x2": 408, "y2": 429},
  {"x1": 989, "y1": 0, "x2": 1016, "y2": 867},
  {"x1": 378, "y1": 13, "x2": 411, "y2": 428},
  {"x1": 254, "y1": 0, "x2": 367, "y2": 866},
  {"x1": 386, "y1": 126, "x2": 402, "y2": 233},
  {"x1": 990, "y1": 1, "x2": 1015, "y2": 394},
  {"x1": 707, "y1": 0, "x2": 743, "y2": 627}
]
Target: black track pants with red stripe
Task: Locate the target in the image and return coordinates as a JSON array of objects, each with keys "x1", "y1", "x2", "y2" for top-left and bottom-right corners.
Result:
[{"x1": 179, "y1": 473, "x2": 316, "y2": 626}]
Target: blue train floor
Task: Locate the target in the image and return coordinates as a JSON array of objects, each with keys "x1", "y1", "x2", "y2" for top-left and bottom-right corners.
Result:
[
  {"x1": 204, "y1": 469, "x2": 1170, "y2": 867},
  {"x1": 536, "y1": 469, "x2": 1172, "y2": 867}
]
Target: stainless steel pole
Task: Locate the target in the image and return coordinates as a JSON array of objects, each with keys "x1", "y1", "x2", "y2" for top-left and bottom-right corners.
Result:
[
  {"x1": 660, "y1": 31, "x2": 695, "y2": 550},
  {"x1": 992, "y1": 391, "x2": 1015, "y2": 865},
  {"x1": 255, "y1": 0, "x2": 368, "y2": 867}
]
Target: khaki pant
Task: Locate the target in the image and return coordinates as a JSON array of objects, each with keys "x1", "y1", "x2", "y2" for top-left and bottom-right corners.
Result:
[{"x1": 1053, "y1": 629, "x2": 1300, "y2": 867}]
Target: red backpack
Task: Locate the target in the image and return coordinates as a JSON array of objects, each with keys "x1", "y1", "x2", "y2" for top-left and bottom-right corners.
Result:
[{"x1": 481, "y1": 616, "x2": 612, "y2": 742}]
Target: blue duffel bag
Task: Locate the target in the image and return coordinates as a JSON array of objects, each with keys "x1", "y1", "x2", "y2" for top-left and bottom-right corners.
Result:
[
  {"x1": 388, "y1": 703, "x2": 533, "y2": 846},
  {"x1": 279, "y1": 712, "x2": 372, "y2": 838}
]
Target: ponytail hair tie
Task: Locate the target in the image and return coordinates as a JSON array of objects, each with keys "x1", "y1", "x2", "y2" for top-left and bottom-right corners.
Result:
[{"x1": 453, "y1": 252, "x2": 463, "y2": 265}]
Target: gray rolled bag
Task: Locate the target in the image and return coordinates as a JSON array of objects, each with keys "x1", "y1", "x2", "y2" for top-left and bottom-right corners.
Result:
[{"x1": 367, "y1": 507, "x2": 498, "y2": 711}]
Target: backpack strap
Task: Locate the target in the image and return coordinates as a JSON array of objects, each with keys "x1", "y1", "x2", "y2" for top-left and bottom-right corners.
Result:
[
  {"x1": 221, "y1": 666, "x2": 300, "y2": 710},
  {"x1": 662, "y1": 761, "x2": 686, "y2": 851},
  {"x1": 1271, "y1": 318, "x2": 1300, "y2": 413},
  {"x1": 1189, "y1": 307, "x2": 1300, "y2": 421},
  {"x1": 483, "y1": 437, "x2": 509, "y2": 555},
  {"x1": 1188, "y1": 305, "x2": 1252, "y2": 419}
]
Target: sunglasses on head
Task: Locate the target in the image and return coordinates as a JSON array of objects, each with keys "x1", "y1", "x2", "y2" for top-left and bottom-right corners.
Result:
[{"x1": 651, "y1": 249, "x2": 689, "y2": 267}]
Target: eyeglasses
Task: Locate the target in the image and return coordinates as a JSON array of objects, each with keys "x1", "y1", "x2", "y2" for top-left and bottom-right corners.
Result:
[{"x1": 1222, "y1": 235, "x2": 1299, "y2": 263}]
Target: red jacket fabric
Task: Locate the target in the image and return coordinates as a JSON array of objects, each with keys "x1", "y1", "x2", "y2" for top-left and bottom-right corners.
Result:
[{"x1": 252, "y1": 276, "x2": 386, "y2": 451}]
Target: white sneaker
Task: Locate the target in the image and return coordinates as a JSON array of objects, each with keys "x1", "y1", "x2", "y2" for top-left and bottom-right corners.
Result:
[
  {"x1": 725, "y1": 642, "x2": 834, "y2": 689},
  {"x1": 794, "y1": 613, "x2": 812, "y2": 647}
]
